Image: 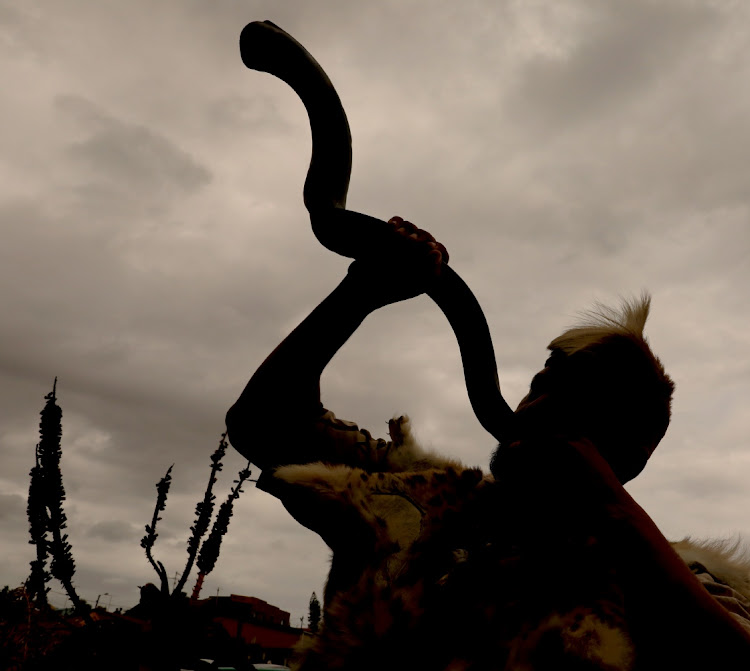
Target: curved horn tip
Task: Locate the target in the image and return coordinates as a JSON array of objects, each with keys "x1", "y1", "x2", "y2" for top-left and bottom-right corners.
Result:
[{"x1": 239, "y1": 21, "x2": 291, "y2": 71}]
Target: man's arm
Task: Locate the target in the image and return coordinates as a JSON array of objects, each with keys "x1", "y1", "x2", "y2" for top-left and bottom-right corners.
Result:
[
  {"x1": 225, "y1": 273, "x2": 372, "y2": 471},
  {"x1": 225, "y1": 216, "x2": 448, "y2": 472}
]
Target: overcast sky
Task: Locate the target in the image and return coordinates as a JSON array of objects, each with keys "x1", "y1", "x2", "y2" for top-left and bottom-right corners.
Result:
[{"x1": 1, "y1": 0, "x2": 749, "y2": 623}]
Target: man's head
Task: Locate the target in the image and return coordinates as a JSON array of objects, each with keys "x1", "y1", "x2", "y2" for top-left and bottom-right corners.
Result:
[{"x1": 496, "y1": 294, "x2": 674, "y2": 483}]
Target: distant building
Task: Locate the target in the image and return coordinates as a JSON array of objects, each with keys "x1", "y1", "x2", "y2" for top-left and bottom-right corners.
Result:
[{"x1": 206, "y1": 594, "x2": 303, "y2": 666}]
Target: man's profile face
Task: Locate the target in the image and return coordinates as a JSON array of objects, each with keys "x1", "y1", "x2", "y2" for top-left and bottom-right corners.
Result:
[
  {"x1": 517, "y1": 367, "x2": 553, "y2": 409},
  {"x1": 517, "y1": 348, "x2": 571, "y2": 411}
]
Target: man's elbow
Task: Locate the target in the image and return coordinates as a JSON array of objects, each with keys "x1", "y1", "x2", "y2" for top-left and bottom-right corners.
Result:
[
  {"x1": 225, "y1": 404, "x2": 252, "y2": 459},
  {"x1": 225, "y1": 385, "x2": 318, "y2": 471},
  {"x1": 225, "y1": 402, "x2": 282, "y2": 471}
]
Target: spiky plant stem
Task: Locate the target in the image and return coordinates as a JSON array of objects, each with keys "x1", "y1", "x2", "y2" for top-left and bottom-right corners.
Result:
[
  {"x1": 25, "y1": 447, "x2": 50, "y2": 608},
  {"x1": 191, "y1": 462, "x2": 252, "y2": 600},
  {"x1": 190, "y1": 572, "x2": 205, "y2": 602},
  {"x1": 174, "y1": 433, "x2": 228, "y2": 596},
  {"x1": 34, "y1": 379, "x2": 89, "y2": 622},
  {"x1": 141, "y1": 464, "x2": 173, "y2": 595}
]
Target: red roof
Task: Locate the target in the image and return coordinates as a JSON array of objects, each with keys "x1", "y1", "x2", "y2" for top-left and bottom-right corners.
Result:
[{"x1": 214, "y1": 616, "x2": 301, "y2": 650}]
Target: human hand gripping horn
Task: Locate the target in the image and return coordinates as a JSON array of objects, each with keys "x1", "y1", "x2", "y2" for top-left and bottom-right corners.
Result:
[{"x1": 240, "y1": 21, "x2": 515, "y2": 444}]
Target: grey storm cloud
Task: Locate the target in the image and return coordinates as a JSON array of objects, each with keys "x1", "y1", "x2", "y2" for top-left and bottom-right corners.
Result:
[
  {"x1": 203, "y1": 95, "x2": 294, "y2": 134},
  {"x1": 1, "y1": 0, "x2": 749, "y2": 623},
  {"x1": 0, "y1": 494, "x2": 25, "y2": 522},
  {"x1": 62, "y1": 105, "x2": 212, "y2": 194},
  {"x1": 87, "y1": 519, "x2": 140, "y2": 543},
  {"x1": 54, "y1": 94, "x2": 213, "y2": 223},
  {"x1": 505, "y1": 0, "x2": 720, "y2": 130}
]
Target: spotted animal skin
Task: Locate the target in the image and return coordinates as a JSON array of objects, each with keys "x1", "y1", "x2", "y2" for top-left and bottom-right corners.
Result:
[{"x1": 261, "y1": 415, "x2": 643, "y2": 671}]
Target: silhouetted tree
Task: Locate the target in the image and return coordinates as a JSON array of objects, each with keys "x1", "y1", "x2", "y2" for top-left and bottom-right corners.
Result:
[
  {"x1": 309, "y1": 592, "x2": 321, "y2": 633},
  {"x1": 141, "y1": 465, "x2": 173, "y2": 596},
  {"x1": 174, "y1": 433, "x2": 228, "y2": 596},
  {"x1": 25, "y1": 445, "x2": 51, "y2": 607},
  {"x1": 191, "y1": 462, "x2": 252, "y2": 600},
  {"x1": 31, "y1": 379, "x2": 89, "y2": 621}
]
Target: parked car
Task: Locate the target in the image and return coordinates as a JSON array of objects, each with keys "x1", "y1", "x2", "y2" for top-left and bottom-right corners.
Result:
[{"x1": 184, "y1": 660, "x2": 290, "y2": 671}]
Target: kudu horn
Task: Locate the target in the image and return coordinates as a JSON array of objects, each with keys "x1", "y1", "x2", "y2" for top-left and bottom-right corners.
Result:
[{"x1": 240, "y1": 21, "x2": 516, "y2": 444}]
